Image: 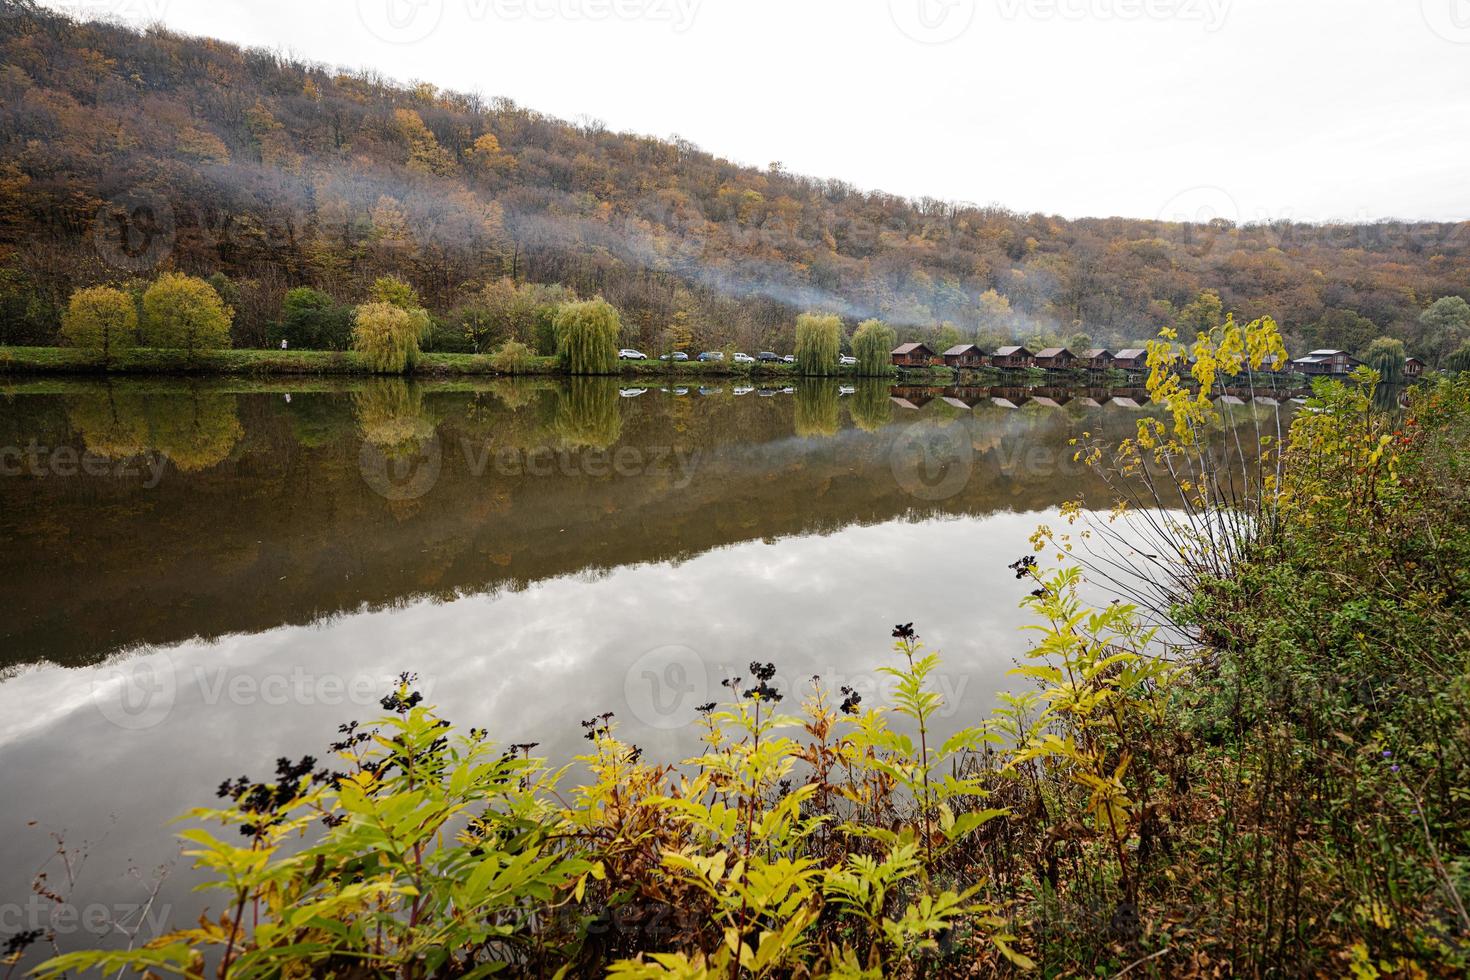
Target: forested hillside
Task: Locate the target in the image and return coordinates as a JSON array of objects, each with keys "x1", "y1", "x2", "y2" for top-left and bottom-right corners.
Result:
[{"x1": 2, "y1": 0, "x2": 1468, "y2": 359}]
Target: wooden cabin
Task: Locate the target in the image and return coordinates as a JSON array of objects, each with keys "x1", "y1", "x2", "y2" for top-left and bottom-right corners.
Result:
[
  {"x1": 1113, "y1": 348, "x2": 1148, "y2": 372},
  {"x1": 891, "y1": 342, "x2": 936, "y2": 367},
  {"x1": 1082, "y1": 348, "x2": 1115, "y2": 371},
  {"x1": 1405, "y1": 356, "x2": 1426, "y2": 379},
  {"x1": 941, "y1": 344, "x2": 988, "y2": 369},
  {"x1": 1290, "y1": 349, "x2": 1361, "y2": 376},
  {"x1": 1033, "y1": 347, "x2": 1077, "y2": 371},
  {"x1": 990, "y1": 345, "x2": 1033, "y2": 369}
]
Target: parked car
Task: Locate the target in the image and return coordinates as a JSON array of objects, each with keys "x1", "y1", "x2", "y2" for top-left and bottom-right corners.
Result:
[
  {"x1": 782, "y1": 355, "x2": 795, "y2": 363},
  {"x1": 659, "y1": 351, "x2": 689, "y2": 361},
  {"x1": 757, "y1": 351, "x2": 782, "y2": 362},
  {"x1": 697, "y1": 351, "x2": 724, "y2": 362},
  {"x1": 732, "y1": 352, "x2": 756, "y2": 364},
  {"x1": 619, "y1": 348, "x2": 647, "y2": 360},
  {"x1": 838, "y1": 355, "x2": 857, "y2": 365}
]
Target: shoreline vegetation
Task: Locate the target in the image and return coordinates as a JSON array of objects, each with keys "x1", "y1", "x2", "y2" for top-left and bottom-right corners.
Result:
[{"x1": 15, "y1": 317, "x2": 1470, "y2": 978}]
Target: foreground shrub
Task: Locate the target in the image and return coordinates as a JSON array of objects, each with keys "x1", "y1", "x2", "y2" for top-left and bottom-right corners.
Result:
[
  {"x1": 851, "y1": 317, "x2": 895, "y2": 377},
  {"x1": 555, "y1": 297, "x2": 621, "y2": 375},
  {"x1": 60, "y1": 285, "x2": 137, "y2": 364},
  {"x1": 794, "y1": 311, "x2": 841, "y2": 376},
  {"x1": 141, "y1": 272, "x2": 233, "y2": 357},
  {"x1": 490, "y1": 338, "x2": 534, "y2": 374},
  {"x1": 276, "y1": 286, "x2": 352, "y2": 350}
]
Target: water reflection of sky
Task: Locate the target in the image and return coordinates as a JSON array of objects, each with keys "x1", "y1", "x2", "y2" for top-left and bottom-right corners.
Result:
[{"x1": 0, "y1": 511, "x2": 1051, "y2": 945}]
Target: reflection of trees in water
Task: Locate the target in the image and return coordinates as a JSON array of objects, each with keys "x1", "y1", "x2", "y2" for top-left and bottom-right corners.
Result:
[
  {"x1": 353, "y1": 380, "x2": 437, "y2": 456},
  {"x1": 849, "y1": 381, "x2": 893, "y2": 432},
  {"x1": 67, "y1": 385, "x2": 242, "y2": 471},
  {"x1": 489, "y1": 378, "x2": 538, "y2": 411},
  {"x1": 554, "y1": 378, "x2": 622, "y2": 450},
  {"x1": 67, "y1": 387, "x2": 150, "y2": 459},
  {"x1": 794, "y1": 381, "x2": 839, "y2": 438}
]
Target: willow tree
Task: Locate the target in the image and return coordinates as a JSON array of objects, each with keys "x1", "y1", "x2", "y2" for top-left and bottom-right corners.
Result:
[
  {"x1": 554, "y1": 298, "x2": 620, "y2": 375},
  {"x1": 794, "y1": 312, "x2": 841, "y2": 377},
  {"x1": 353, "y1": 302, "x2": 427, "y2": 374},
  {"x1": 851, "y1": 318, "x2": 896, "y2": 377},
  {"x1": 60, "y1": 286, "x2": 137, "y2": 366},
  {"x1": 1362, "y1": 336, "x2": 1406, "y2": 385},
  {"x1": 141, "y1": 273, "x2": 233, "y2": 357}
]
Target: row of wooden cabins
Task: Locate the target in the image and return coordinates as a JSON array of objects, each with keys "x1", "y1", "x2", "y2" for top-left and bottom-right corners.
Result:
[
  {"x1": 891, "y1": 343, "x2": 1149, "y2": 372},
  {"x1": 893, "y1": 344, "x2": 1427, "y2": 378}
]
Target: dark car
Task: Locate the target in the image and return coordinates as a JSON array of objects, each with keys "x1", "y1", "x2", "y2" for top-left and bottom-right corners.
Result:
[
  {"x1": 697, "y1": 351, "x2": 724, "y2": 362},
  {"x1": 757, "y1": 351, "x2": 783, "y2": 362}
]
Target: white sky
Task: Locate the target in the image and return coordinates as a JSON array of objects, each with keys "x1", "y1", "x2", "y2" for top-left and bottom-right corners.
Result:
[{"x1": 46, "y1": 0, "x2": 1470, "y2": 222}]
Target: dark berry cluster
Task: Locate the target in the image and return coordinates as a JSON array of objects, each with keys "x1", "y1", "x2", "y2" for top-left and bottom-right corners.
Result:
[
  {"x1": 695, "y1": 701, "x2": 717, "y2": 714},
  {"x1": 215, "y1": 755, "x2": 323, "y2": 837},
  {"x1": 1008, "y1": 555, "x2": 1038, "y2": 579},
  {"x1": 839, "y1": 685, "x2": 863, "y2": 715},
  {"x1": 380, "y1": 672, "x2": 424, "y2": 714},
  {"x1": 580, "y1": 712, "x2": 615, "y2": 740},
  {"x1": 4, "y1": 929, "x2": 43, "y2": 956},
  {"x1": 892, "y1": 622, "x2": 916, "y2": 640},
  {"x1": 742, "y1": 662, "x2": 782, "y2": 702}
]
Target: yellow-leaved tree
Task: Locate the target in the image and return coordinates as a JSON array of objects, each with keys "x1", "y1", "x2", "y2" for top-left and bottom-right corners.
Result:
[
  {"x1": 60, "y1": 285, "x2": 137, "y2": 365},
  {"x1": 140, "y1": 273, "x2": 233, "y2": 359}
]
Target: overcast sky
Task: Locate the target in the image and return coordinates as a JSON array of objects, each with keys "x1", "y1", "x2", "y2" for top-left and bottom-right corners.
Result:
[{"x1": 46, "y1": 0, "x2": 1470, "y2": 222}]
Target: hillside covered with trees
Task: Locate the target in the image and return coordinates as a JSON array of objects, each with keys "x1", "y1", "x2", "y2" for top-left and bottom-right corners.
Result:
[{"x1": 2, "y1": 0, "x2": 1469, "y2": 361}]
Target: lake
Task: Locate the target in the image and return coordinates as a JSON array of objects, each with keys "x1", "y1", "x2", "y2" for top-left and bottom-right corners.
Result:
[{"x1": 0, "y1": 376, "x2": 1289, "y2": 949}]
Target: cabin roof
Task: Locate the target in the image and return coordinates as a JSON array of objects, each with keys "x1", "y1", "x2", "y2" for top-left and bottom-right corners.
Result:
[
  {"x1": 993, "y1": 345, "x2": 1030, "y2": 356},
  {"x1": 942, "y1": 344, "x2": 983, "y2": 356},
  {"x1": 1034, "y1": 347, "x2": 1072, "y2": 359},
  {"x1": 1114, "y1": 348, "x2": 1147, "y2": 359},
  {"x1": 1084, "y1": 348, "x2": 1112, "y2": 359},
  {"x1": 892, "y1": 342, "x2": 931, "y2": 355},
  {"x1": 1307, "y1": 349, "x2": 1347, "y2": 356}
]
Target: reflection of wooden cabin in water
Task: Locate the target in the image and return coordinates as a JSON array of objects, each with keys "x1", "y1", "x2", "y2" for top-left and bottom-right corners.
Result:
[
  {"x1": 939, "y1": 386, "x2": 989, "y2": 410},
  {"x1": 1215, "y1": 392, "x2": 1249, "y2": 406},
  {"x1": 942, "y1": 344, "x2": 988, "y2": 369},
  {"x1": 889, "y1": 387, "x2": 934, "y2": 410},
  {"x1": 1033, "y1": 347, "x2": 1077, "y2": 371},
  {"x1": 1405, "y1": 356, "x2": 1426, "y2": 379},
  {"x1": 990, "y1": 386, "x2": 1031, "y2": 409},
  {"x1": 1082, "y1": 349, "x2": 1115, "y2": 372},
  {"x1": 1029, "y1": 387, "x2": 1074, "y2": 408},
  {"x1": 1110, "y1": 388, "x2": 1150, "y2": 409},
  {"x1": 990, "y1": 346, "x2": 1033, "y2": 370},
  {"x1": 891, "y1": 343, "x2": 937, "y2": 367},
  {"x1": 1075, "y1": 388, "x2": 1109, "y2": 408},
  {"x1": 1113, "y1": 348, "x2": 1148, "y2": 372}
]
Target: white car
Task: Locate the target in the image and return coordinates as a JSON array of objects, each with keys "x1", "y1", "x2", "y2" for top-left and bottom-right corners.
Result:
[
  {"x1": 782, "y1": 355, "x2": 795, "y2": 363},
  {"x1": 618, "y1": 349, "x2": 647, "y2": 360},
  {"x1": 838, "y1": 355, "x2": 857, "y2": 365},
  {"x1": 732, "y1": 352, "x2": 756, "y2": 364}
]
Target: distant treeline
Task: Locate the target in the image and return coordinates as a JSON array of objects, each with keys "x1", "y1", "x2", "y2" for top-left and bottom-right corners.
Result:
[{"x1": 1, "y1": 1, "x2": 1469, "y2": 362}]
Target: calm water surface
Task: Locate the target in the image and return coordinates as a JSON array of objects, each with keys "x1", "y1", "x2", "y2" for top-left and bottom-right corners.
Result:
[{"x1": 0, "y1": 376, "x2": 1287, "y2": 948}]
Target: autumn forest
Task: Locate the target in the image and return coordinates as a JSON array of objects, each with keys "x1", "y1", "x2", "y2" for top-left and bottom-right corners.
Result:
[{"x1": 2, "y1": 0, "x2": 1469, "y2": 361}]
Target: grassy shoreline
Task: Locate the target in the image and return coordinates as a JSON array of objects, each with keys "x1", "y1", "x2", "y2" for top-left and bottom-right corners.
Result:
[{"x1": 0, "y1": 346, "x2": 1190, "y2": 387}]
